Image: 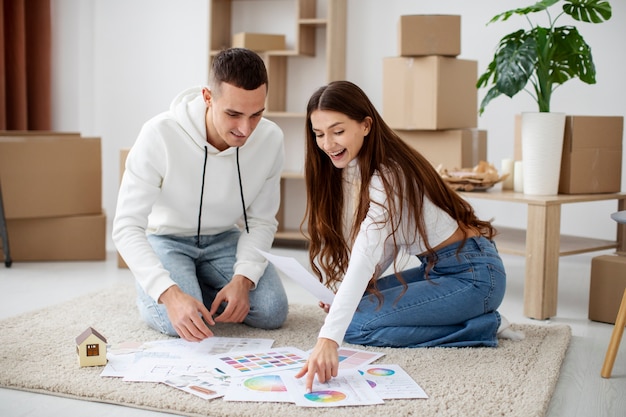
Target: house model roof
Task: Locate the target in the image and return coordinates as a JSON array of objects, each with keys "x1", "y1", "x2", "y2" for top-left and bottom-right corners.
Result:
[{"x1": 75, "y1": 326, "x2": 107, "y2": 345}]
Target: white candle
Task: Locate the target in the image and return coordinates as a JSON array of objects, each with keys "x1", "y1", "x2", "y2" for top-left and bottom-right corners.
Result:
[
  {"x1": 514, "y1": 161, "x2": 524, "y2": 193},
  {"x1": 501, "y1": 158, "x2": 514, "y2": 190}
]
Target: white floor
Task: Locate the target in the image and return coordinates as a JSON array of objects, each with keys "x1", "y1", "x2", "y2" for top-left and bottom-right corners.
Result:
[{"x1": 0, "y1": 247, "x2": 625, "y2": 417}]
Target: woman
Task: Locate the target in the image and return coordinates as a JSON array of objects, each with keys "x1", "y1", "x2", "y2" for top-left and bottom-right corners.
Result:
[{"x1": 295, "y1": 81, "x2": 518, "y2": 392}]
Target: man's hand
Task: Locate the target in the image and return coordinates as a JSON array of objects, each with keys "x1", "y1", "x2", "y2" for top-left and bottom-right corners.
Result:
[
  {"x1": 159, "y1": 285, "x2": 214, "y2": 341},
  {"x1": 209, "y1": 274, "x2": 253, "y2": 323}
]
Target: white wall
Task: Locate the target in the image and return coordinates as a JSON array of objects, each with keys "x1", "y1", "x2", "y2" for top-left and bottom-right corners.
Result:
[{"x1": 50, "y1": 0, "x2": 626, "y2": 250}]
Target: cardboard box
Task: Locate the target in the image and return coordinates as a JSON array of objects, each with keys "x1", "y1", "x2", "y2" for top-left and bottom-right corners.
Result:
[
  {"x1": 395, "y1": 129, "x2": 487, "y2": 169},
  {"x1": 1, "y1": 212, "x2": 106, "y2": 261},
  {"x1": 397, "y1": 15, "x2": 461, "y2": 57},
  {"x1": 232, "y1": 32, "x2": 286, "y2": 51},
  {"x1": 514, "y1": 115, "x2": 623, "y2": 194},
  {"x1": 589, "y1": 255, "x2": 626, "y2": 324},
  {"x1": 383, "y1": 56, "x2": 478, "y2": 130},
  {"x1": 0, "y1": 135, "x2": 102, "y2": 219},
  {"x1": 559, "y1": 116, "x2": 623, "y2": 194}
]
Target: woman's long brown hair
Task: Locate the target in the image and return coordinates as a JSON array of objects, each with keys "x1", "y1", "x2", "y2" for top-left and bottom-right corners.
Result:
[{"x1": 302, "y1": 81, "x2": 496, "y2": 298}]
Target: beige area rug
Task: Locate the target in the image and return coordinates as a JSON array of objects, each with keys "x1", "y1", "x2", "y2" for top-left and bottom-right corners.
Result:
[{"x1": 0, "y1": 284, "x2": 571, "y2": 417}]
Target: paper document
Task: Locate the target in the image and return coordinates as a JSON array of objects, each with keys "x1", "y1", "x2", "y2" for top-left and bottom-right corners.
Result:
[
  {"x1": 358, "y1": 364, "x2": 428, "y2": 399},
  {"x1": 282, "y1": 369, "x2": 384, "y2": 407},
  {"x1": 257, "y1": 249, "x2": 335, "y2": 305}
]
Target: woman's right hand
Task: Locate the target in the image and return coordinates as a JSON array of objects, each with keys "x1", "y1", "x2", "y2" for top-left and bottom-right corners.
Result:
[{"x1": 294, "y1": 337, "x2": 339, "y2": 392}]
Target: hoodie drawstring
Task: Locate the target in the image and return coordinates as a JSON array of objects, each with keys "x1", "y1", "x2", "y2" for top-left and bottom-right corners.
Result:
[
  {"x1": 196, "y1": 146, "x2": 249, "y2": 248},
  {"x1": 197, "y1": 146, "x2": 209, "y2": 247},
  {"x1": 236, "y1": 147, "x2": 249, "y2": 233}
]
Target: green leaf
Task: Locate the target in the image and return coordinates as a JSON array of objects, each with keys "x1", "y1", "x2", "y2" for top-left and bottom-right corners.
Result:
[
  {"x1": 563, "y1": 0, "x2": 612, "y2": 23},
  {"x1": 493, "y1": 31, "x2": 537, "y2": 97},
  {"x1": 488, "y1": 0, "x2": 559, "y2": 24},
  {"x1": 552, "y1": 26, "x2": 596, "y2": 84},
  {"x1": 478, "y1": 87, "x2": 504, "y2": 116}
]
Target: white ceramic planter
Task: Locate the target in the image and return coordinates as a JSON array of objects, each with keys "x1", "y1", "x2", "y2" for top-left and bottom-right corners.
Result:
[{"x1": 521, "y1": 112, "x2": 566, "y2": 195}]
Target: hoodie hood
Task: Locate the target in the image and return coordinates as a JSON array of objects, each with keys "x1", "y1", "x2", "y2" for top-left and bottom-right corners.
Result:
[{"x1": 169, "y1": 86, "x2": 210, "y2": 149}]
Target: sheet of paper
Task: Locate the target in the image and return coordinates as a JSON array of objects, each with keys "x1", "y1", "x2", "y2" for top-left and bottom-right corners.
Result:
[
  {"x1": 152, "y1": 336, "x2": 274, "y2": 359},
  {"x1": 257, "y1": 249, "x2": 335, "y2": 305},
  {"x1": 282, "y1": 369, "x2": 384, "y2": 407},
  {"x1": 223, "y1": 373, "x2": 294, "y2": 403},
  {"x1": 358, "y1": 364, "x2": 428, "y2": 399},
  {"x1": 122, "y1": 357, "x2": 215, "y2": 383},
  {"x1": 103, "y1": 350, "x2": 179, "y2": 378},
  {"x1": 208, "y1": 346, "x2": 309, "y2": 377}
]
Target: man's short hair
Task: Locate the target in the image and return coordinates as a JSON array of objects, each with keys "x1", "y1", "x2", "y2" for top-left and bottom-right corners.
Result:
[{"x1": 209, "y1": 48, "x2": 268, "y2": 95}]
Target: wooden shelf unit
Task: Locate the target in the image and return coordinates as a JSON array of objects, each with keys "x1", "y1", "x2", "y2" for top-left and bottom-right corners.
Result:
[
  {"x1": 208, "y1": 0, "x2": 346, "y2": 113},
  {"x1": 208, "y1": 0, "x2": 346, "y2": 244}
]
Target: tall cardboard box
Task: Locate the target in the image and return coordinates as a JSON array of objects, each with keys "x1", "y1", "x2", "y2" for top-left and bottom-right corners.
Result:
[
  {"x1": 395, "y1": 129, "x2": 487, "y2": 169},
  {"x1": 397, "y1": 15, "x2": 461, "y2": 57},
  {"x1": 383, "y1": 56, "x2": 478, "y2": 130},
  {"x1": 0, "y1": 136, "x2": 102, "y2": 219},
  {"x1": 559, "y1": 116, "x2": 623, "y2": 194},
  {"x1": 2, "y1": 213, "x2": 106, "y2": 261},
  {"x1": 514, "y1": 115, "x2": 623, "y2": 194},
  {"x1": 589, "y1": 255, "x2": 626, "y2": 324}
]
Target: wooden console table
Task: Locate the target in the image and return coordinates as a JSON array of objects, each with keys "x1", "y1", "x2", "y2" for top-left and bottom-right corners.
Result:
[{"x1": 460, "y1": 190, "x2": 626, "y2": 320}]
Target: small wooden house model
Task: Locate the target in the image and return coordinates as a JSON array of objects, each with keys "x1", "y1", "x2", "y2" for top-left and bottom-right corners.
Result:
[{"x1": 76, "y1": 326, "x2": 107, "y2": 367}]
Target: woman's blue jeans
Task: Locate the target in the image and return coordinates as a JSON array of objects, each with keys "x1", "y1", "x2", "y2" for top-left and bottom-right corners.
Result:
[
  {"x1": 344, "y1": 236, "x2": 506, "y2": 348},
  {"x1": 136, "y1": 229, "x2": 289, "y2": 336}
]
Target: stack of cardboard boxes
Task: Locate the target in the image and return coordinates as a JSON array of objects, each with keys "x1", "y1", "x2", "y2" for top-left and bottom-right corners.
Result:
[
  {"x1": 382, "y1": 15, "x2": 486, "y2": 169},
  {"x1": 0, "y1": 132, "x2": 106, "y2": 262}
]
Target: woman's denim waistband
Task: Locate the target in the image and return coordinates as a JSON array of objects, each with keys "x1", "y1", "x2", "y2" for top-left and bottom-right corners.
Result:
[{"x1": 417, "y1": 235, "x2": 497, "y2": 264}]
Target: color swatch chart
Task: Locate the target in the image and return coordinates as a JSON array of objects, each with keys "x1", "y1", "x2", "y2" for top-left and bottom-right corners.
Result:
[{"x1": 211, "y1": 347, "x2": 308, "y2": 377}]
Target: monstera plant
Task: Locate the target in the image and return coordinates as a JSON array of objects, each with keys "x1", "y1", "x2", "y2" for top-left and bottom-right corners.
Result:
[{"x1": 477, "y1": 0, "x2": 612, "y2": 115}]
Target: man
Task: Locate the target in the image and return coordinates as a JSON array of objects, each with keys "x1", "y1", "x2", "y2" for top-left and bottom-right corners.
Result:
[{"x1": 113, "y1": 48, "x2": 288, "y2": 342}]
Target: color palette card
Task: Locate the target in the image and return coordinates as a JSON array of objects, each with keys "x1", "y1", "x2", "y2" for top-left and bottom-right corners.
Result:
[{"x1": 209, "y1": 346, "x2": 309, "y2": 377}]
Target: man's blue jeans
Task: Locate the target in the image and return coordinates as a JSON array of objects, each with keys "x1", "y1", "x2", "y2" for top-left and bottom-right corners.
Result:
[
  {"x1": 136, "y1": 229, "x2": 289, "y2": 336},
  {"x1": 345, "y1": 236, "x2": 506, "y2": 347}
]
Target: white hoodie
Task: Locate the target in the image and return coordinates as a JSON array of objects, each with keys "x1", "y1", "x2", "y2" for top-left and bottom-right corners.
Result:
[{"x1": 112, "y1": 87, "x2": 285, "y2": 302}]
